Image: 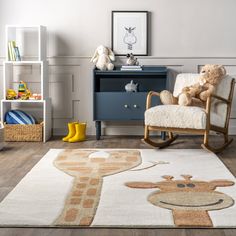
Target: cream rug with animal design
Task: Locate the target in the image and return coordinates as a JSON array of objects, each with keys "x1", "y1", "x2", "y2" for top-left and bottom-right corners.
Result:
[{"x1": 0, "y1": 149, "x2": 236, "y2": 228}]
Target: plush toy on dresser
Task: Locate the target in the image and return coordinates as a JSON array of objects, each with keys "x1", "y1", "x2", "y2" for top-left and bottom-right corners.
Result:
[
  {"x1": 90, "y1": 45, "x2": 115, "y2": 71},
  {"x1": 126, "y1": 53, "x2": 139, "y2": 66},
  {"x1": 160, "y1": 64, "x2": 226, "y2": 107}
]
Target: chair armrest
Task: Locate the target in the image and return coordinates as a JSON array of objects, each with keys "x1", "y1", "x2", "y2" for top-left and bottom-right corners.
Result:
[
  {"x1": 210, "y1": 94, "x2": 230, "y2": 104},
  {"x1": 146, "y1": 91, "x2": 160, "y2": 109},
  {"x1": 206, "y1": 93, "x2": 230, "y2": 114}
]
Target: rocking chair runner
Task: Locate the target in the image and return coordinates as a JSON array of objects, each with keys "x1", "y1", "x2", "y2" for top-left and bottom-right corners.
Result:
[{"x1": 142, "y1": 73, "x2": 235, "y2": 153}]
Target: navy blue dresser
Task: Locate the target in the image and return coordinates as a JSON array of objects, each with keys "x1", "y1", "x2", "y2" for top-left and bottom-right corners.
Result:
[{"x1": 93, "y1": 66, "x2": 168, "y2": 140}]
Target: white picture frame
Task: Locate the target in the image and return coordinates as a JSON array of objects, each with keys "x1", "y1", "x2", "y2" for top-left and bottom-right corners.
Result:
[{"x1": 112, "y1": 11, "x2": 148, "y2": 56}]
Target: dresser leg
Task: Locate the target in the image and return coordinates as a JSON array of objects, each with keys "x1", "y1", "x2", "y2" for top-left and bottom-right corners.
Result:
[
  {"x1": 96, "y1": 121, "x2": 101, "y2": 140},
  {"x1": 161, "y1": 131, "x2": 166, "y2": 140}
]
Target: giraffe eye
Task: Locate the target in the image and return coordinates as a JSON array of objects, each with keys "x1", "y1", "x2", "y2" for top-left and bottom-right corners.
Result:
[
  {"x1": 177, "y1": 184, "x2": 185, "y2": 188},
  {"x1": 187, "y1": 183, "x2": 195, "y2": 188}
]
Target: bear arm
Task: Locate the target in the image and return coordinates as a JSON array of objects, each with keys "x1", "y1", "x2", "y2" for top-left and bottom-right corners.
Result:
[{"x1": 199, "y1": 84, "x2": 216, "y2": 101}]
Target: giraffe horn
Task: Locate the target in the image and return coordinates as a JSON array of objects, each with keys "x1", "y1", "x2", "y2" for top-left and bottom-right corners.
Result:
[
  {"x1": 181, "y1": 175, "x2": 193, "y2": 181},
  {"x1": 162, "y1": 175, "x2": 174, "y2": 181}
]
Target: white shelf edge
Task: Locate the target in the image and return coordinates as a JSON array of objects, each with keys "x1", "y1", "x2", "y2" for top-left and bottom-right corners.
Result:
[
  {"x1": 4, "y1": 61, "x2": 44, "y2": 64},
  {"x1": 1, "y1": 99, "x2": 45, "y2": 103},
  {"x1": 6, "y1": 25, "x2": 44, "y2": 28}
]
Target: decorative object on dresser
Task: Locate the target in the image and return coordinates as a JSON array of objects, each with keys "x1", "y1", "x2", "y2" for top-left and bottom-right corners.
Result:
[
  {"x1": 121, "y1": 65, "x2": 142, "y2": 71},
  {"x1": 143, "y1": 72, "x2": 235, "y2": 153},
  {"x1": 93, "y1": 66, "x2": 167, "y2": 140},
  {"x1": 90, "y1": 45, "x2": 115, "y2": 71},
  {"x1": 126, "y1": 53, "x2": 139, "y2": 66},
  {"x1": 125, "y1": 80, "x2": 138, "y2": 92},
  {"x1": 0, "y1": 25, "x2": 52, "y2": 142},
  {"x1": 112, "y1": 11, "x2": 148, "y2": 55}
]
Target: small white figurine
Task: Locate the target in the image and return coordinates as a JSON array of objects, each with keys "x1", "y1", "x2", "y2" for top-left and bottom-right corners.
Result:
[
  {"x1": 91, "y1": 45, "x2": 115, "y2": 71},
  {"x1": 126, "y1": 53, "x2": 139, "y2": 66},
  {"x1": 125, "y1": 80, "x2": 138, "y2": 92}
]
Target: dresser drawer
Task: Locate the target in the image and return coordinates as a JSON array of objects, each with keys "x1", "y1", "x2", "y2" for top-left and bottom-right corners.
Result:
[
  {"x1": 94, "y1": 92, "x2": 160, "y2": 120},
  {"x1": 94, "y1": 92, "x2": 132, "y2": 120},
  {"x1": 130, "y1": 92, "x2": 160, "y2": 120}
]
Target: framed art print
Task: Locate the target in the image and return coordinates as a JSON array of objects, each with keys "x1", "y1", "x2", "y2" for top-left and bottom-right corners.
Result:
[{"x1": 112, "y1": 11, "x2": 148, "y2": 56}]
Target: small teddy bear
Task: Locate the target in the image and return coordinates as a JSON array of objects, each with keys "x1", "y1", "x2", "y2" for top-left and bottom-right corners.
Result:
[
  {"x1": 90, "y1": 45, "x2": 115, "y2": 71},
  {"x1": 160, "y1": 64, "x2": 226, "y2": 107}
]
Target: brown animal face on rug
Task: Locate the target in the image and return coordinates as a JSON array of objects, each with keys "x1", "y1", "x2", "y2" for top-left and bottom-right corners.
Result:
[
  {"x1": 125, "y1": 175, "x2": 234, "y2": 227},
  {"x1": 54, "y1": 149, "x2": 141, "y2": 226}
]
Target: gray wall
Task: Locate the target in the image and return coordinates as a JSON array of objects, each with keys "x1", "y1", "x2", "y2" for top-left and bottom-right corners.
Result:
[{"x1": 0, "y1": 0, "x2": 236, "y2": 135}]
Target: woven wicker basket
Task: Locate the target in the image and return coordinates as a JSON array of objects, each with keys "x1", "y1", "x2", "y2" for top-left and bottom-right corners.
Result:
[
  {"x1": 4, "y1": 122, "x2": 43, "y2": 142},
  {"x1": 0, "y1": 122, "x2": 4, "y2": 150}
]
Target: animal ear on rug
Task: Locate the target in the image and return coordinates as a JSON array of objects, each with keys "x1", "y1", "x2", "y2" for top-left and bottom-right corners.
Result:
[
  {"x1": 209, "y1": 180, "x2": 234, "y2": 189},
  {"x1": 125, "y1": 181, "x2": 159, "y2": 189}
]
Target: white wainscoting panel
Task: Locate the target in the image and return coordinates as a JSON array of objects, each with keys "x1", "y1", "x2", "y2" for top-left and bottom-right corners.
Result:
[{"x1": 1, "y1": 57, "x2": 236, "y2": 135}]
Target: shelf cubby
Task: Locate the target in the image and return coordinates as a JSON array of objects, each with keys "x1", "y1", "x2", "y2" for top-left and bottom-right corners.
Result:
[{"x1": 6, "y1": 25, "x2": 47, "y2": 61}]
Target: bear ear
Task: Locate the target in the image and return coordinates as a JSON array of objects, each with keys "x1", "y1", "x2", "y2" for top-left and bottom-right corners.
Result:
[{"x1": 218, "y1": 65, "x2": 226, "y2": 76}]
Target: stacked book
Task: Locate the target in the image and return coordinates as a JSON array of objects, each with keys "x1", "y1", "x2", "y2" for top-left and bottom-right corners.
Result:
[
  {"x1": 8, "y1": 41, "x2": 21, "y2": 61},
  {"x1": 121, "y1": 65, "x2": 143, "y2": 71}
]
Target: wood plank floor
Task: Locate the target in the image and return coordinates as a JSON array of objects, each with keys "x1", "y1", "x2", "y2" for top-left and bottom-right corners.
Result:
[{"x1": 0, "y1": 135, "x2": 235, "y2": 236}]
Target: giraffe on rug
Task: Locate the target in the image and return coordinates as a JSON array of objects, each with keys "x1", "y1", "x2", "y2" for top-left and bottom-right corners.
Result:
[
  {"x1": 54, "y1": 149, "x2": 141, "y2": 226},
  {"x1": 126, "y1": 175, "x2": 234, "y2": 227}
]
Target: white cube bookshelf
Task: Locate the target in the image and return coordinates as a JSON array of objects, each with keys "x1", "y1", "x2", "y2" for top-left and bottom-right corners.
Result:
[
  {"x1": 1, "y1": 25, "x2": 51, "y2": 142},
  {"x1": 6, "y1": 25, "x2": 47, "y2": 61}
]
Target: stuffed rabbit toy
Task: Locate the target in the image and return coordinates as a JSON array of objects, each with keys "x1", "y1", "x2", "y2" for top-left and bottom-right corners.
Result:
[{"x1": 91, "y1": 45, "x2": 115, "y2": 71}]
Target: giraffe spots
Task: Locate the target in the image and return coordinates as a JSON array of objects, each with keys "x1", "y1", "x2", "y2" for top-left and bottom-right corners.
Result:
[
  {"x1": 54, "y1": 149, "x2": 141, "y2": 226},
  {"x1": 72, "y1": 190, "x2": 83, "y2": 197},
  {"x1": 70, "y1": 198, "x2": 81, "y2": 204},
  {"x1": 65, "y1": 208, "x2": 78, "y2": 222},
  {"x1": 76, "y1": 183, "x2": 87, "y2": 189},
  {"x1": 90, "y1": 178, "x2": 100, "y2": 185},
  {"x1": 86, "y1": 188, "x2": 97, "y2": 196},
  {"x1": 126, "y1": 156, "x2": 138, "y2": 162},
  {"x1": 90, "y1": 158, "x2": 106, "y2": 163},
  {"x1": 68, "y1": 167, "x2": 92, "y2": 174},
  {"x1": 80, "y1": 177, "x2": 90, "y2": 182},
  {"x1": 58, "y1": 162, "x2": 87, "y2": 166},
  {"x1": 80, "y1": 216, "x2": 93, "y2": 226},
  {"x1": 57, "y1": 155, "x2": 67, "y2": 161},
  {"x1": 83, "y1": 199, "x2": 94, "y2": 208}
]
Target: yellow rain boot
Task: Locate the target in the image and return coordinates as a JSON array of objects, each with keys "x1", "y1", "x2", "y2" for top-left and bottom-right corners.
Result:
[
  {"x1": 68, "y1": 123, "x2": 86, "y2": 143},
  {"x1": 62, "y1": 122, "x2": 78, "y2": 142}
]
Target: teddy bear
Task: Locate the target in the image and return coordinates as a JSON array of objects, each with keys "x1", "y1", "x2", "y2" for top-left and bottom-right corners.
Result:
[
  {"x1": 90, "y1": 45, "x2": 115, "y2": 71},
  {"x1": 160, "y1": 64, "x2": 226, "y2": 107}
]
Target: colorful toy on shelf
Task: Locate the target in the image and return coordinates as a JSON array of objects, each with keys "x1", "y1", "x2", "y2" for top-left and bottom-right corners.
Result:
[
  {"x1": 6, "y1": 89, "x2": 17, "y2": 100},
  {"x1": 18, "y1": 81, "x2": 31, "y2": 100},
  {"x1": 29, "y1": 93, "x2": 42, "y2": 100}
]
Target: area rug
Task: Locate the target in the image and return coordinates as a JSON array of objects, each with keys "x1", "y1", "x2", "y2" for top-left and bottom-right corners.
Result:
[{"x1": 0, "y1": 149, "x2": 235, "y2": 228}]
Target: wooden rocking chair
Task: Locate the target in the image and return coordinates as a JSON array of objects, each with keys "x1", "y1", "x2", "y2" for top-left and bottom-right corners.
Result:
[{"x1": 142, "y1": 73, "x2": 235, "y2": 153}]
